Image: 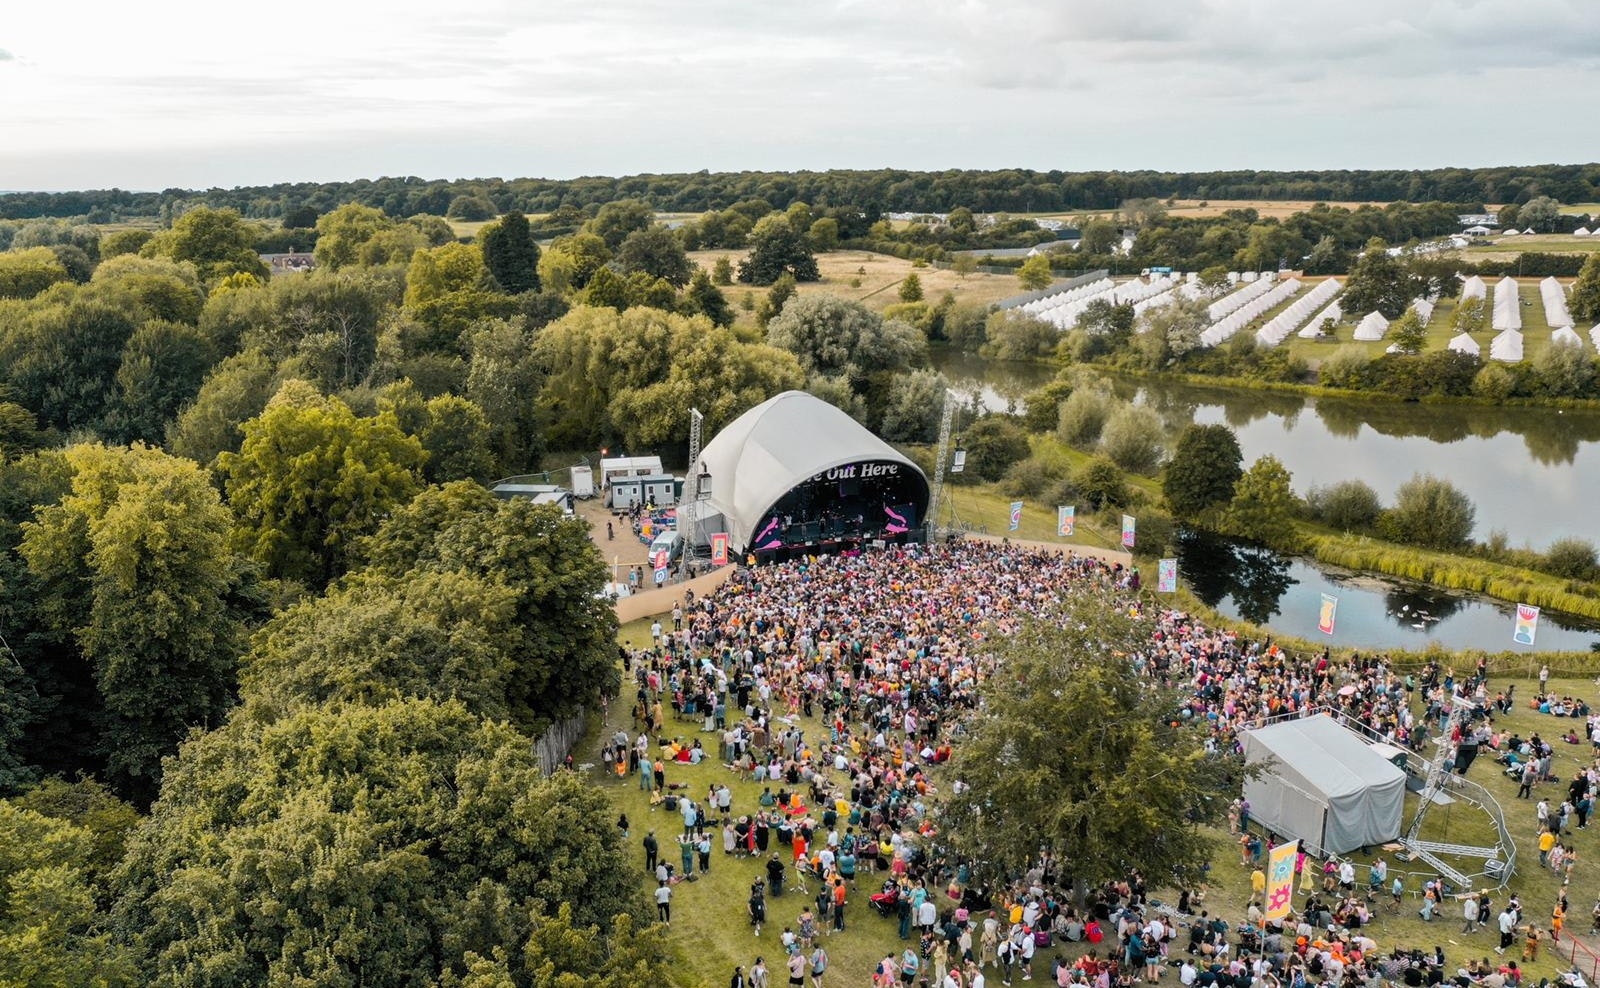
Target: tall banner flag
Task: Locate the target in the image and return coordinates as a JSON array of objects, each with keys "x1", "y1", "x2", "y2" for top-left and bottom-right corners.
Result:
[
  {"x1": 1057, "y1": 505, "x2": 1076, "y2": 538},
  {"x1": 1009, "y1": 501, "x2": 1023, "y2": 532},
  {"x1": 1317, "y1": 594, "x2": 1338, "y2": 635},
  {"x1": 709, "y1": 533, "x2": 730, "y2": 567},
  {"x1": 1513, "y1": 604, "x2": 1540, "y2": 645},
  {"x1": 1265, "y1": 839, "x2": 1300, "y2": 921},
  {"x1": 1157, "y1": 558, "x2": 1178, "y2": 593},
  {"x1": 1121, "y1": 515, "x2": 1136, "y2": 549}
]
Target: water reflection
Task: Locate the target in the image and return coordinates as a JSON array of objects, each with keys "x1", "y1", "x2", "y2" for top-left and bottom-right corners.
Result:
[
  {"x1": 928, "y1": 352, "x2": 1600, "y2": 547},
  {"x1": 1175, "y1": 531, "x2": 1298, "y2": 626},
  {"x1": 1173, "y1": 534, "x2": 1600, "y2": 653}
]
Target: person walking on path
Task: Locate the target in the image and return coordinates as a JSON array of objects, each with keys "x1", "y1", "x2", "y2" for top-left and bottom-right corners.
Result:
[
  {"x1": 1463, "y1": 895, "x2": 1480, "y2": 934},
  {"x1": 808, "y1": 945, "x2": 828, "y2": 988}
]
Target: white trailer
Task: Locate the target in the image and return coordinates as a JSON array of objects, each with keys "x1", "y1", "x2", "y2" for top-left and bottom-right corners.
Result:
[{"x1": 570, "y1": 465, "x2": 596, "y2": 499}]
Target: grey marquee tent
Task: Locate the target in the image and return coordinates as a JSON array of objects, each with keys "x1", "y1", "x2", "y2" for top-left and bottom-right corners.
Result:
[{"x1": 1242, "y1": 714, "x2": 1406, "y2": 856}]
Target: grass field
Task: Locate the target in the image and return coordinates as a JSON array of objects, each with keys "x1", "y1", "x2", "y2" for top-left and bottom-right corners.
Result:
[
  {"x1": 592, "y1": 603, "x2": 1600, "y2": 988},
  {"x1": 1465, "y1": 235, "x2": 1600, "y2": 257},
  {"x1": 689, "y1": 249, "x2": 1028, "y2": 315}
]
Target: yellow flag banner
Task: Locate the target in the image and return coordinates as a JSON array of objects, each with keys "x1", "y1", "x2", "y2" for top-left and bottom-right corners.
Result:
[{"x1": 1265, "y1": 839, "x2": 1299, "y2": 921}]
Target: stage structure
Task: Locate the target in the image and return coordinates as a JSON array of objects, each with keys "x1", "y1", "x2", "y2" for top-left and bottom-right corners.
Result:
[
  {"x1": 680, "y1": 391, "x2": 929, "y2": 562},
  {"x1": 1242, "y1": 714, "x2": 1406, "y2": 857}
]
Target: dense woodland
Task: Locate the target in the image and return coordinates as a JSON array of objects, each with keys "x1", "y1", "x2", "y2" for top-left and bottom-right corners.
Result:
[{"x1": 3, "y1": 162, "x2": 1598, "y2": 221}]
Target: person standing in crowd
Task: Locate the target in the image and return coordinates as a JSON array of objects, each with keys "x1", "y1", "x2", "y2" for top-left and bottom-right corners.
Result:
[
  {"x1": 643, "y1": 830, "x2": 658, "y2": 873},
  {"x1": 655, "y1": 881, "x2": 672, "y2": 924}
]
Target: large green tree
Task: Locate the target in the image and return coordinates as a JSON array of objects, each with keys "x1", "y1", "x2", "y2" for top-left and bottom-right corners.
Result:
[
  {"x1": 19, "y1": 444, "x2": 246, "y2": 799},
  {"x1": 615, "y1": 225, "x2": 692, "y2": 287},
  {"x1": 1379, "y1": 473, "x2": 1476, "y2": 550},
  {"x1": 113, "y1": 699, "x2": 650, "y2": 987},
  {"x1": 0, "y1": 801, "x2": 137, "y2": 987},
  {"x1": 765, "y1": 293, "x2": 924, "y2": 389},
  {"x1": 479, "y1": 210, "x2": 542, "y2": 294},
  {"x1": 1342, "y1": 245, "x2": 1415, "y2": 319},
  {"x1": 737, "y1": 215, "x2": 820, "y2": 285},
  {"x1": 1163, "y1": 423, "x2": 1244, "y2": 520},
  {"x1": 219, "y1": 381, "x2": 425, "y2": 587},
  {"x1": 359, "y1": 483, "x2": 620, "y2": 730},
  {"x1": 140, "y1": 207, "x2": 267, "y2": 284},
  {"x1": 1223, "y1": 454, "x2": 1299, "y2": 546},
  {"x1": 943, "y1": 599, "x2": 1232, "y2": 898},
  {"x1": 1570, "y1": 253, "x2": 1600, "y2": 324},
  {"x1": 108, "y1": 319, "x2": 217, "y2": 445},
  {"x1": 164, "y1": 348, "x2": 280, "y2": 468},
  {"x1": 0, "y1": 292, "x2": 139, "y2": 433}
]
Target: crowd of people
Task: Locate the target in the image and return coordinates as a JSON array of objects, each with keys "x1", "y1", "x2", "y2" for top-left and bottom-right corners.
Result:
[{"x1": 596, "y1": 538, "x2": 1594, "y2": 988}]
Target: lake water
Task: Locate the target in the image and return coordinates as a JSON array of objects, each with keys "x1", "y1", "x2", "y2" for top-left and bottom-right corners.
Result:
[
  {"x1": 931, "y1": 351, "x2": 1600, "y2": 549},
  {"x1": 1174, "y1": 532, "x2": 1600, "y2": 654}
]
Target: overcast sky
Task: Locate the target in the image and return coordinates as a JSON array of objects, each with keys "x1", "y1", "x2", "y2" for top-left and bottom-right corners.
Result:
[{"x1": 3, "y1": 0, "x2": 1598, "y2": 192}]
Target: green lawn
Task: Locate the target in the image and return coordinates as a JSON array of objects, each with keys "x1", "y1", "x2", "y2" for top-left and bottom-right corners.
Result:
[{"x1": 594, "y1": 599, "x2": 1600, "y2": 986}]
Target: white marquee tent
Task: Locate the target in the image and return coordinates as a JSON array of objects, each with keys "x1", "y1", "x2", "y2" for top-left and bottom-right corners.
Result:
[
  {"x1": 1492, "y1": 277, "x2": 1523, "y2": 331},
  {"x1": 1541, "y1": 277, "x2": 1573, "y2": 330},
  {"x1": 1552, "y1": 326, "x2": 1585, "y2": 349},
  {"x1": 1242, "y1": 715, "x2": 1407, "y2": 856},
  {"x1": 1353, "y1": 311, "x2": 1390, "y2": 341},
  {"x1": 1491, "y1": 329, "x2": 1524, "y2": 362},
  {"x1": 1460, "y1": 275, "x2": 1487, "y2": 302},
  {"x1": 1447, "y1": 332, "x2": 1480, "y2": 356}
]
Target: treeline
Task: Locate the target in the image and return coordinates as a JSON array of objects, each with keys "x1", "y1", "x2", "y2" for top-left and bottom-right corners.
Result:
[{"x1": 4, "y1": 161, "x2": 1599, "y2": 220}]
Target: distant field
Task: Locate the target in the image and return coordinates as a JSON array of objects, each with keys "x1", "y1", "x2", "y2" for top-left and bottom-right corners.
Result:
[
  {"x1": 1464, "y1": 233, "x2": 1600, "y2": 256},
  {"x1": 687, "y1": 248, "x2": 1026, "y2": 314}
]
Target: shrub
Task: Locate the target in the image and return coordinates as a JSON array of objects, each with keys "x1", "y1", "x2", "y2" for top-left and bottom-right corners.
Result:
[
  {"x1": 981, "y1": 310, "x2": 1057, "y2": 360},
  {"x1": 1021, "y1": 379, "x2": 1074, "y2": 433},
  {"x1": 1001, "y1": 457, "x2": 1064, "y2": 499},
  {"x1": 1378, "y1": 474, "x2": 1475, "y2": 550},
  {"x1": 1098, "y1": 403, "x2": 1165, "y2": 474},
  {"x1": 1317, "y1": 345, "x2": 1374, "y2": 389},
  {"x1": 1472, "y1": 362, "x2": 1515, "y2": 401},
  {"x1": 1532, "y1": 341, "x2": 1596, "y2": 398},
  {"x1": 1056, "y1": 388, "x2": 1116, "y2": 448},
  {"x1": 1545, "y1": 537, "x2": 1599, "y2": 582},
  {"x1": 1073, "y1": 456, "x2": 1129, "y2": 510},
  {"x1": 1305, "y1": 480, "x2": 1382, "y2": 531},
  {"x1": 960, "y1": 415, "x2": 1031, "y2": 481}
]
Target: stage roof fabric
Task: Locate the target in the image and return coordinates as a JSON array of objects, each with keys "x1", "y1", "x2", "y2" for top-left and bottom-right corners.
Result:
[{"x1": 688, "y1": 391, "x2": 926, "y2": 553}]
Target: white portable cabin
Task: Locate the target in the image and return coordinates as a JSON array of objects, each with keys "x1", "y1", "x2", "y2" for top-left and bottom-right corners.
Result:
[
  {"x1": 601, "y1": 456, "x2": 665, "y2": 507},
  {"x1": 608, "y1": 473, "x2": 679, "y2": 511}
]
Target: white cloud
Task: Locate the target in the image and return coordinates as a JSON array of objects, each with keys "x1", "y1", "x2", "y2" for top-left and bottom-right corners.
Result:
[{"x1": 1, "y1": 0, "x2": 1597, "y2": 189}]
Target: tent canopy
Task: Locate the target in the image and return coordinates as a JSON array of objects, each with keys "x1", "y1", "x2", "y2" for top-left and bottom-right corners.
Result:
[
  {"x1": 690, "y1": 391, "x2": 928, "y2": 553},
  {"x1": 1243, "y1": 714, "x2": 1406, "y2": 856}
]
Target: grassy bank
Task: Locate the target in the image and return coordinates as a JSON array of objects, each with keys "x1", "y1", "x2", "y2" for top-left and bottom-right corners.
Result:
[{"x1": 1309, "y1": 533, "x2": 1600, "y2": 623}]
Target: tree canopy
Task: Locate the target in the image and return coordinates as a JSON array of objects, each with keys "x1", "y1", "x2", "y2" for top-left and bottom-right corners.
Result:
[
  {"x1": 1163, "y1": 423, "x2": 1244, "y2": 520},
  {"x1": 737, "y1": 215, "x2": 819, "y2": 285},
  {"x1": 943, "y1": 595, "x2": 1233, "y2": 895}
]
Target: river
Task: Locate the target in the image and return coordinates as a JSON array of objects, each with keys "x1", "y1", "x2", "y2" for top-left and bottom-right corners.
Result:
[
  {"x1": 1173, "y1": 532, "x2": 1600, "y2": 654},
  {"x1": 930, "y1": 351, "x2": 1600, "y2": 651},
  {"x1": 931, "y1": 351, "x2": 1600, "y2": 549}
]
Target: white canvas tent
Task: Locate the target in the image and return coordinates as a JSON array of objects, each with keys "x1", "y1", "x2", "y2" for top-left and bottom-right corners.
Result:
[
  {"x1": 1353, "y1": 311, "x2": 1389, "y2": 341},
  {"x1": 1552, "y1": 326, "x2": 1585, "y2": 349},
  {"x1": 1447, "y1": 332, "x2": 1480, "y2": 356},
  {"x1": 1491, "y1": 329, "x2": 1524, "y2": 362},
  {"x1": 1460, "y1": 275, "x2": 1487, "y2": 301},
  {"x1": 1243, "y1": 715, "x2": 1407, "y2": 856}
]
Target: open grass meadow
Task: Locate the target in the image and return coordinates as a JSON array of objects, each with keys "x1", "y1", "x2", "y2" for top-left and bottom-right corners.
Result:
[
  {"x1": 689, "y1": 248, "x2": 1028, "y2": 316},
  {"x1": 594, "y1": 588, "x2": 1600, "y2": 988}
]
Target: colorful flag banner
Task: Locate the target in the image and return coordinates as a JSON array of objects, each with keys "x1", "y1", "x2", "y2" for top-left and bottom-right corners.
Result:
[
  {"x1": 1057, "y1": 504, "x2": 1075, "y2": 538},
  {"x1": 653, "y1": 567, "x2": 668, "y2": 585},
  {"x1": 1008, "y1": 501, "x2": 1022, "y2": 532},
  {"x1": 1157, "y1": 558, "x2": 1178, "y2": 593},
  {"x1": 1265, "y1": 839, "x2": 1300, "y2": 921},
  {"x1": 1120, "y1": 515, "x2": 1135, "y2": 549},
  {"x1": 1513, "y1": 603, "x2": 1540, "y2": 645},
  {"x1": 709, "y1": 532, "x2": 729, "y2": 567},
  {"x1": 651, "y1": 549, "x2": 669, "y2": 571},
  {"x1": 1317, "y1": 593, "x2": 1338, "y2": 635}
]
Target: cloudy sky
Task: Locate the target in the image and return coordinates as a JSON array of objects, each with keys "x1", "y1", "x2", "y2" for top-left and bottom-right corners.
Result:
[{"x1": 3, "y1": 0, "x2": 1597, "y2": 191}]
